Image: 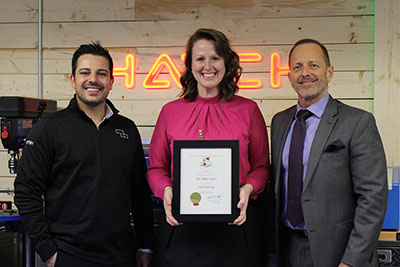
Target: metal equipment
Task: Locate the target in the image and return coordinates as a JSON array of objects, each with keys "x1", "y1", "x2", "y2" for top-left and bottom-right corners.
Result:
[
  {"x1": 0, "y1": 96, "x2": 57, "y2": 267},
  {"x1": 0, "y1": 96, "x2": 57, "y2": 174}
]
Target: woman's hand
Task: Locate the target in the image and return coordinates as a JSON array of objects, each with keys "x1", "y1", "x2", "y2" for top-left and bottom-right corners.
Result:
[
  {"x1": 232, "y1": 184, "x2": 253, "y2": 225},
  {"x1": 163, "y1": 186, "x2": 181, "y2": 226}
]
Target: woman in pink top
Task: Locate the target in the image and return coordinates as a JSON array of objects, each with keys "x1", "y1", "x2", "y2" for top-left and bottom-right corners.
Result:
[{"x1": 147, "y1": 28, "x2": 270, "y2": 267}]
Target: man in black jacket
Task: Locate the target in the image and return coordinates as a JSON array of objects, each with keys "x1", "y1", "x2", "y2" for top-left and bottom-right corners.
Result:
[{"x1": 14, "y1": 41, "x2": 154, "y2": 267}]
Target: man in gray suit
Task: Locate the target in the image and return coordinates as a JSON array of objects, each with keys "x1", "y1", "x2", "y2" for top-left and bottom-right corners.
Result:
[{"x1": 270, "y1": 38, "x2": 388, "y2": 267}]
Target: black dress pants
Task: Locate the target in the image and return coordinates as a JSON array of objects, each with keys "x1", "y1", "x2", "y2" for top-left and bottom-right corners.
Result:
[
  {"x1": 155, "y1": 200, "x2": 263, "y2": 267},
  {"x1": 54, "y1": 251, "x2": 134, "y2": 267}
]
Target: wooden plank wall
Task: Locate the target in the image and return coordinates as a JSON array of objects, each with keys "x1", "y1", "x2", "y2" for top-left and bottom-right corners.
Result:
[
  {"x1": 0, "y1": 0, "x2": 377, "y2": 203},
  {"x1": 375, "y1": 0, "x2": 400, "y2": 167}
]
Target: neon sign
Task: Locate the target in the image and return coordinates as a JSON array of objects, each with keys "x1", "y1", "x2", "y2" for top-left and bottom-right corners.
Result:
[
  {"x1": 238, "y1": 53, "x2": 263, "y2": 62},
  {"x1": 237, "y1": 53, "x2": 263, "y2": 89},
  {"x1": 113, "y1": 52, "x2": 289, "y2": 90},
  {"x1": 270, "y1": 53, "x2": 290, "y2": 89},
  {"x1": 113, "y1": 54, "x2": 135, "y2": 88},
  {"x1": 143, "y1": 54, "x2": 182, "y2": 89}
]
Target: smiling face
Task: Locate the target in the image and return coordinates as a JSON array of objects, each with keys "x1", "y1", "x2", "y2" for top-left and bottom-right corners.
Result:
[
  {"x1": 288, "y1": 43, "x2": 334, "y2": 107},
  {"x1": 191, "y1": 39, "x2": 226, "y2": 98},
  {"x1": 70, "y1": 54, "x2": 113, "y2": 111}
]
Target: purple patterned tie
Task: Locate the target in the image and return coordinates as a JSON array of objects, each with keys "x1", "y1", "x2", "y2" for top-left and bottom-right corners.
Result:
[{"x1": 287, "y1": 109, "x2": 313, "y2": 227}]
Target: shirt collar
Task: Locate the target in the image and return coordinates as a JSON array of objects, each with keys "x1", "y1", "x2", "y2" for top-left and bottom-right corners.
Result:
[
  {"x1": 296, "y1": 92, "x2": 329, "y2": 119},
  {"x1": 104, "y1": 103, "x2": 113, "y2": 119},
  {"x1": 97, "y1": 103, "x2": 114, "y2": 127}
]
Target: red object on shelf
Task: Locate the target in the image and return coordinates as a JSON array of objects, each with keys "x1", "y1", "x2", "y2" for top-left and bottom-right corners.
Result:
[{"x1": 1, "y1": 126, "x2": 9, "y2": 139}]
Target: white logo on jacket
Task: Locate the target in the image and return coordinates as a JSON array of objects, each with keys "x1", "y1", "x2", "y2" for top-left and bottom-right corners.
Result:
[
  {"x1": 25, "y1": 140, "x2": 34, "y2": 146},
  {"x1": 115, "y1": 129, "x2": 129, "y2": 139}
]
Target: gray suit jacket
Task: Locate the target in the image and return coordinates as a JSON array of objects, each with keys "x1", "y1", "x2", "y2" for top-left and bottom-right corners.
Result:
[{"x1": 271, "y1": 95, "x2": 388, "y2": 267}]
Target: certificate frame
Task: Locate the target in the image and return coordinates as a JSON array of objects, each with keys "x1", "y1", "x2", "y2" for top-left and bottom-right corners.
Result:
[{"x1": 172, "y1": 140, "x2": 239, "y2": 222}]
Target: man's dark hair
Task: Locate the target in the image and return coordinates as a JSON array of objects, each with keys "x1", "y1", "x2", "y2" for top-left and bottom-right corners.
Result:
[
  {"x1": 71, "y1": 41, "x2": 114, "y2": 79},
  {"x1": 288, "y1": 38, "x2": 331, "y2": 67}
]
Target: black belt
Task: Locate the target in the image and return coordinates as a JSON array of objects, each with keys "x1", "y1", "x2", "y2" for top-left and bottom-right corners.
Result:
[{"x1": 283, "y1": 226, "x2": 308, "y2": 239}]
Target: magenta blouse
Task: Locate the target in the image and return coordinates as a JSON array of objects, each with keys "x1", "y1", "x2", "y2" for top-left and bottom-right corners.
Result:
[{"x1": 147, "y1": 94, "x2": 270, "y2": 199}]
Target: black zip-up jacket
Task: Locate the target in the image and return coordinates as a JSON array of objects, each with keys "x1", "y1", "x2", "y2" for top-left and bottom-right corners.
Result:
[{"x1": 14, "y1": 97, "x2": 154, "y2": 264}]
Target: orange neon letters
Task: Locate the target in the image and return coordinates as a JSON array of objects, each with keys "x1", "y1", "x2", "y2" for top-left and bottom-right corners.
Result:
[
  {"x1": 113, "y1": 52, "x2": 289, "y2": 90},
  {"x1": 270, "y1": 52, "x2": 290, "y2": 88},
  {"x1": 237, "y1": 80, "x2": 262, "y2": 89},
  {"x1": 238, "y1": 53, "x2": 262, "y2": 63},
  {"x1": 238, "y1": 53, "x2": 263, "y2": 89},
  {"x1": 113, "y1": 54, "x2": 135, "y2": 89},
  {"x1": 143, "y1": 54, "x2": 182, "y2": 89}
]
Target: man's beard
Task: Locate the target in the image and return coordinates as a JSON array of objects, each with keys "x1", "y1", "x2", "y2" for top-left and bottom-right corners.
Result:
[{"x1": 294, "y1": 76, "x2": 328, "y2": 101}]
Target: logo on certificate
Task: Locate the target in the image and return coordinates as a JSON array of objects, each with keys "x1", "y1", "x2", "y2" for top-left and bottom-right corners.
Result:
[
  {"x1": 190, "y1": 192, "x2": 202, "y2": 206},
  {"x1": 200, "y1": 156, "x2": 212, "y2": 167}
]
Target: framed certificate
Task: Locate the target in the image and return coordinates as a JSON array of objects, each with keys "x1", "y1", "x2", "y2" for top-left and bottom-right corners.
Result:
[{"x1": 172, "y1": 140, "x2": 239, "y2": 222}]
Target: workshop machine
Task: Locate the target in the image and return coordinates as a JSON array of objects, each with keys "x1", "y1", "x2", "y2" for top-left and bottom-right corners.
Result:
[
  {"x1": 0, "y1": 96, "x2": 57, "y2": 210},
  {"x1": 0, "y1": 96, "x2": 57, "y2": 174},
  {"x1": 0, "y1": 96, "x2": 57, "y2": 266}
]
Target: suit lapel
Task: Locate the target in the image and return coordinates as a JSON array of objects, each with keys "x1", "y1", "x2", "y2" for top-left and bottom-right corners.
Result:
[
  {"x1": 274, "y1": 106, "x2": 296, "y2": 194},
  {"x1": 303, "y1": 96, "x2": 339, "y2": 191}
]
